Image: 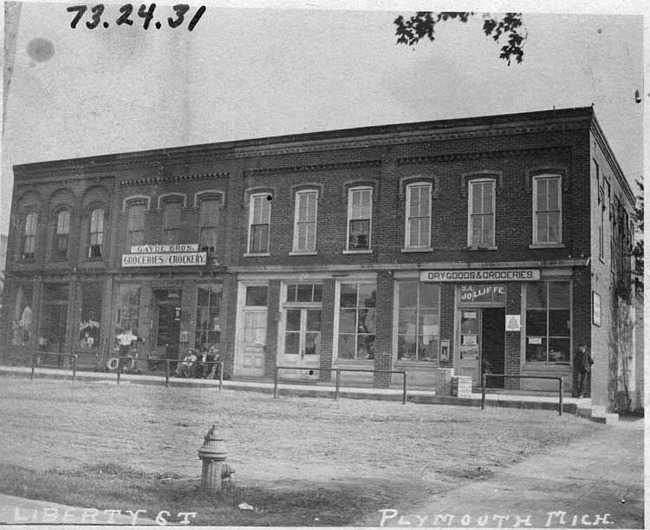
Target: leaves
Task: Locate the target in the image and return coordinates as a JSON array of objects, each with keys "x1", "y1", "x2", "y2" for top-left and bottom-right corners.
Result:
[{"x1": 395, "y1": 12, "x2": 526, "y2": 65}]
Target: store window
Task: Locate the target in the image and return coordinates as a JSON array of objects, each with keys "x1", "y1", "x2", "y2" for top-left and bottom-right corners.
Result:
[
  {"x1": 338, "y1": 282, "x2": 376, "y2": 360},
  {"x1": 533, "y1": 175, "x2": 562, "y2": 245},
  {"x1": 405, "y1": 183, "x2": 431, "y2": 249},
  {"x1": 248, "y1": 193, "x2": 271, "y2": 254},
  {"x1": 116, "y1": 285, "x2": 142, "y2": 337},
  {"x1": 55, "y1": 210, "x2": 70, "y2": 260},
  {"x1": 199, "y1": 197, "x2": 219, "y2": 254},
  {"x1": 396, "y1": 282, "x2": 440, "y2": 362},
  {"x1": 468, "y1": 179, "x2": 495, "y2": 248},
  {"x1": 525, "y1": 282, "x2": 571, "y2": 364},
  {"x1": 293, "y1": 190, "x2": 318, "y2": 253},
  {"x1": 88, "y1": 208, "x2": 105, "y2": 258},
  {"x1": 79, "y1": 283, "x2": 103, "y2": 351},
  {"x1": 23, "y1": 212, "x2": 38, "y2": 262},
  {"x1": 347, "y1": 187, "x2": 372, "y2": 251},
  {"x1": 195, "y1": 284, "x2": 222, "y2": 350},
  {"x1": 11, "y1": 285, "x2": 34, "y2": 346},
  {"x1": 163, "y1": 200, "x2": 182, "y2": 245},
  {"x1": 127, "y1": 202, "x2": 146, "y2": 249}
]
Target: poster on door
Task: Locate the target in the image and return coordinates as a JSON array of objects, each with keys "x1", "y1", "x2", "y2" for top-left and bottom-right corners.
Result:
[{"x1": 460, "y1": 334, "x2": 479, "y2": 359}]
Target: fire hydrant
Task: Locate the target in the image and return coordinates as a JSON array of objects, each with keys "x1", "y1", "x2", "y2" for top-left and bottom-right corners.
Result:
[{"x1": 198, "y1": 424, "x2": 232, "y2": 494}]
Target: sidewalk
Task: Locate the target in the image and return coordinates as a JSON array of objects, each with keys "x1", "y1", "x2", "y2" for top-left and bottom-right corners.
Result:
[
  {"x1": 0, "y1": 364, "x2": 588, "y2": 415},
  {"x1": 368, "y1": 417, "x2": 644, "y2": 529}
]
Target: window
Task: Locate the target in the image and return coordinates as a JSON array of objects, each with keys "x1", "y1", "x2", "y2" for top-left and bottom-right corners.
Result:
[
  {"x1": 127, "y1": 203, "x2": 145, "y2": 250},
  {"x1": 248, "y1": 194, "x2": 271, "y2": 254},
  {"x1": 396, "y1": 281, "x2": 440, "y2": 362},
  {"x1": 533, "y1": 175, "x2": 562, "y2": 245},
  {"x1": 116, "y1": 284, "x2": 142, "y2": 336},
  {"x1": 195, "y1": 284, "x2": 222, "y2": 350},
  {"x1": 338, "y1": 282, "x2": 376, "y2": 360},
  {"x1": 347, "y1": 187, "x2": 372, "y2": 250},
  {"x1": 525, "y1": 282, "x2": 571, "y2": 364},
  {"x1": 284, "y1": 284, "x2": 323, "y2": 358},
  {"x1": 11, "y1": 285, "x2": 33, "y2": 346},
  {"x1": 199, "y1": 198, "x2": 219, "y2": 254},
  {"x1": 54, "y1": 210, "x2": 70, "y2": 259},
  {"x1": 89, "y1": 208, "x2": 105, "y2": 258},
  {"x1": 79, "y1": 283, "x2": 102, "y2": 350},
  {"x1": 405, "y1": 183, "x2": 431, "y2": 249},
  {"x1": 468, "y1": 180, "x2": 495, "y2": 248},
  {"x1": 163, "y1": 200, "x2": 182, "y2": 245},
  {"x1": 23, "y1": 212, "x2": 38, "y2": 261},
  {"x1": 293, "y1": 190, "x2": 318, "y2": 253},
  {"x1": 599, "y1": 199, "x2": 605, "y2": 261},
  {"x1": 286, "y1": 283, "x2": 322, "y2": 303}
]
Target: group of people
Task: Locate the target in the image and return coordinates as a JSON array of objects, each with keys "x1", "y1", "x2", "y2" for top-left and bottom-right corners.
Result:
[{"x1": 174, "y1": 344, "x2": 222, "y2": 379}]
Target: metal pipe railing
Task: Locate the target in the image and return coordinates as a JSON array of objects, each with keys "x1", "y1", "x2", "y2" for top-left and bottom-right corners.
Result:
[
  {"x1": 30, "y1": 352, "x2": 78, "y2": 382},
  {"x1": 481, "y1": 374, "x2": 564, "y2": 415},
  {"x1": 274, "y1": 366, "x2": 408, "y2": 404}
]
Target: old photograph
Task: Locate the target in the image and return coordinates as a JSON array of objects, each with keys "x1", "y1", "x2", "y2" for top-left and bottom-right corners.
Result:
[{"x1": 0, "y1": 0, "x2": 644, "y2": 527}]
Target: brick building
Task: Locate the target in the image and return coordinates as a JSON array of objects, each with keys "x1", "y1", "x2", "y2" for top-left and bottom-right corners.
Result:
[{"x1": 0, "y1": 107, "x2": 638, "y2": 410}]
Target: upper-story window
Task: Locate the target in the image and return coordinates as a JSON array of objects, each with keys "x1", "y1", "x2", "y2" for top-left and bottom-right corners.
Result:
[
  {"x1": 198, "y1": 197, "x2": 219, "y2": 254},
  {"x1": 55, "y1": 210, "x2": 70, "y2": 259},
  {"x1": 405, "y1": 183, "x2": 431, "y2": 249},
  {"x1": 532, "y1": 175, "x2": 562, "y2": 245},
  {"x1": 127, "y1": 202, "x2": 146, "y2": 250},
  {"x1": 248, "y1": 193, "x2": 271, "y2": 254},
  {"x1": 468, "y1": 179, "x2": 495, "y2": 248},
  {"x1": 347, "y1": 187, "x2": 372, "y2": 251},
  {"x1": 88, "y1": 208, "x2": 105, "y2": 258},
  {"x1": 163, "y1": 199, "x2": 182, "y2": 245},
  {"x1": 293, "y1": 190, "x2": 318, "y2": 253},
  {"x1": 23, "y1": 212, "x2": 38, "y2": 262}
]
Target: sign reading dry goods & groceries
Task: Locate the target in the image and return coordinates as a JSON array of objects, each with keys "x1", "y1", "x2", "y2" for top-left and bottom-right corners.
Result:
[{"x1": 420, "y1": 269, "x2": 541, "y2": 282}]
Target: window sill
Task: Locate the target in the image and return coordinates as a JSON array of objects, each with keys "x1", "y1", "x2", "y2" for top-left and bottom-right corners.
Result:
[
  {"x1": 395, "y1": 359, "x2": 438, "y2": 366},
  {"x1": 342, "y1": 249, "x2": 373, "y2": 254},
  {"x1": 289, "y1": 251, "x2": 318, "y2": 256},
  {"x1": 529, "y1": 243, "x2": 565, "y2": 249},
  {"x1": 243, "y1": 252, "x2": 270, "y2": 257},
  {"x1": 401, "y1": 247, "x2": 433, "y2": 253},
  {"x1": 466, "y1": 246, "x2": 498, "y2": 251}
]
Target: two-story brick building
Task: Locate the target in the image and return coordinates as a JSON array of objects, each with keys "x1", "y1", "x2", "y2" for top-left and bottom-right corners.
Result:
[{"x1": 0, "y1": 107, "x2": 637, "y2": 410}]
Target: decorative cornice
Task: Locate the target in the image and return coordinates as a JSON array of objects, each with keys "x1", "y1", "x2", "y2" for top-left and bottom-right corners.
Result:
[
  {"x1": 397, "y1": 145, "x2": 571, "y2": 166},
  {"x1": 243, "y1": 160, "x2": 380, "y2": 176},
  {"x1": 235, "y1": 119, "x2": 587, "y2": 159},
  {"x1": 120, "y1": 172, "x2": 230, "y2": 187}
]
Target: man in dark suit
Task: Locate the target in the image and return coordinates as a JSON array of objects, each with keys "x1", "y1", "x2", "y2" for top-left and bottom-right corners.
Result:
[{"x1": 574, "y1": 343, "x2": 594, "y2": 398}]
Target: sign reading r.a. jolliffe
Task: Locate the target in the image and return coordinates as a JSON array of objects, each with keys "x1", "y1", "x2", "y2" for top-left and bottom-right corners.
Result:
[
  {"x1": 122, "y1": 251, "x2": 207, "y2": 267},
  {"x1": 420, "y1": 269, "x2": 541, "y2": 282}
]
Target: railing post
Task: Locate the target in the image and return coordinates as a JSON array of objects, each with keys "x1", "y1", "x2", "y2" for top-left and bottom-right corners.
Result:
[
  {"x1": 481, "y1": 374, "x2": 486, "y2": 410},
  {"x1": 30, "y1": 352, "x2": 35, "y2": 381},
  {"x1": 165, "y1": 360, "x2": 170, "y2": 387},
  {"x1": 335, "y1": 369, "x2": 341, "y2": 401},
  {"x1": 273, "y1": 367, "x2": 279, "y2": 398},
  {"x1": 72, "y1": 355, "x2": 77, "y2": 382},
  {"x1": 402, "y1": 371, "x2": 407, "y2": 405},
  {"x1": 558, "y1": 377, "x2": 563, "y2": 416},
  {"x1": 218, "y1": 362, "x2": 223, "y2": 391},
  {"x1": 117, "y1": 358, "x2": 122, "y2": 385}
]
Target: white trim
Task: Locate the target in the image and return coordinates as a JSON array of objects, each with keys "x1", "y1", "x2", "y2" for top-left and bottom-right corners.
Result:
[
  {"x1": 346, "y1": 186, "x2": 373, "y2": 251},
  {"x1": 122, "y1": 195, "x2": 150, "y2": 211},
  {"x1": 157, "y1": 192, "x2": 187, "y2": 210},
  {"x1": 532, "y1": 174, "x2": 563, "y2": 246},
  {"x1": 292, "y1": 189, "x2": 318, "y2": 253},
  {"x1": 401, "y1": 247, "x2": 433, "y2": 253},
  {"x1": 467, "y1": 178, "x2": 496, "y2": 248},
  {"x1": 404, "y1": 182, "x2": 432, "y2": 250},
  {"x1": 193, "y1": 190, "x2": 224, "y2": 208},
  {"x1": 289, "y1": 251, "x2": 318, "y2": 256},
  {"x1": 342, "y1": 249, "x2": 373, "y2": 255}
]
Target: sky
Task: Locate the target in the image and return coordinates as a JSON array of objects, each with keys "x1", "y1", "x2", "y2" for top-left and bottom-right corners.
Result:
[{"x1": 0, "y1": 1, "x2": 645, "y2": 237}]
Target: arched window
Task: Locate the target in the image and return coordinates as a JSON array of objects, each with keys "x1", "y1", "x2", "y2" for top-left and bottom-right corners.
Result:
[
  {"x1": 467, "y1": 179, "x2": 495, "y2": 248},
  {"x1": 88, "y1": 208, "x2": 105, "y2": 258},
  {"x1": 199, "y1": 197, "x2": 220, "y2": 254},
  {"x1": 55, "y1": 210, "x2": 71, "y2": 259},
  {"x1": 347, "y1": 187, "x2": 372, "y2": 251},
  {"x1": 162, "y1": 198, "x2": 182, "y2": 245},
  {"x1": 405, "y1": 183, "x2": 431, "y2": 249},
  {"x1": 23, "y1": 212, "x2": 38, "y2": 262},
  {"x1": 532, "y1": 174, "x2": 562, "y2": 245},
  {"x1": 248, "y1": 193, "x2": 271, "y2": 254},
  {"x1": 127, "y1": 202, "x2": 146, "y2": 249},
  {"x1": 293, "y1": 190, "x2": 318, "y2": 253}
]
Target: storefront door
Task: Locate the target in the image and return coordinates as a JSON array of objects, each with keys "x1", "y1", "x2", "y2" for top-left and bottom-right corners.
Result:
[
  {"x1": 458, "y1": 307, "x2": 505, "y2": 387},
  {"x1": 235, "y1": 285, "x2": 268, "y2": 377},
  {"x1": 279, "y1": 308, "x2": 321, "y2": 380},
  {"x1": 154, "y1": 289, "x2": 182, "y2": 361}
]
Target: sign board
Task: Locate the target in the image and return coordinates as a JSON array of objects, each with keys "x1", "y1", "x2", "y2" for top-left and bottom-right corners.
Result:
[
  {"x1": 505, "y1": 315, "x2": 521, "y2": 332},
  {"x1": 130, "y1": 243, "x2": 199, "y2": 253},
  {"x1": 421, "y1": 269, "x2": 541, "y2": 282},
  {"x1": 122, "y1": 252, "x2": 207, "y2": 267},
  {"x1": 460, "y1": 284, "x2": 505, "y2": 304}
]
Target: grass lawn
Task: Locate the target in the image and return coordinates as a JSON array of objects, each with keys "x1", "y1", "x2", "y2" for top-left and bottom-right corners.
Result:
[{"x1": 0, "y1": 378, "x2": 601, "y2": 526}]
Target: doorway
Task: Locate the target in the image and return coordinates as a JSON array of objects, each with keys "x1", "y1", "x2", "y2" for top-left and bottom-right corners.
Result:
[
  {"x1": 154, "y1": 289, "x2": 182, "y2": 362},
  {"x1": 458, "y1": 307, "x2": 505, "y2": 388}
]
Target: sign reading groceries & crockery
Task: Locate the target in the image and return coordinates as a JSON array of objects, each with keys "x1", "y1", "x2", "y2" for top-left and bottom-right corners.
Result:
[{"x1": 122, "y1": 243, "x2": 207, "y2": 267}]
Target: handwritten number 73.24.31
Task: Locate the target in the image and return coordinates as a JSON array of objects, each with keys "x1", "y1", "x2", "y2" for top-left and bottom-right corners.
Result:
[{"x1": 67, "y1": 4, "x2": 206, "y2": 30}]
